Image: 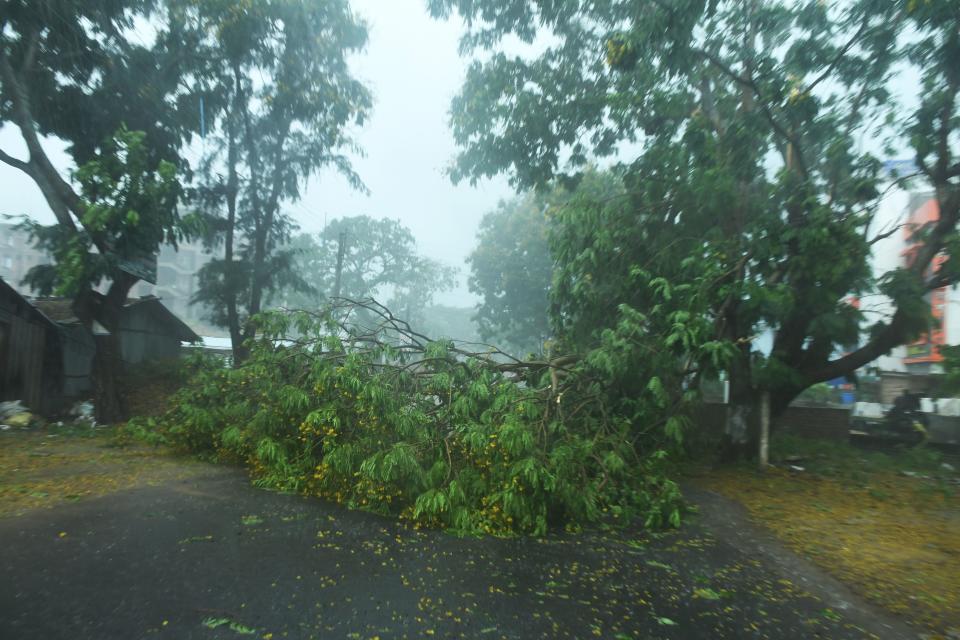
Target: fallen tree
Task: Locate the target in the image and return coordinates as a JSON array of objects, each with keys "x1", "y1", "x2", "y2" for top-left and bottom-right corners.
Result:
[{"x1": 141, "y1": 296, "x2": 730, "y2": 534}]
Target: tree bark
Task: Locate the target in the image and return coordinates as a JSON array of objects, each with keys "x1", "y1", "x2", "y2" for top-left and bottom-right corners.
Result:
[
  {"x1": 72, "y1": 271, "x2": 137, "y2": 423},
  {"x1": 225, "y1": 64, "x2": 245, "y2": 365}
]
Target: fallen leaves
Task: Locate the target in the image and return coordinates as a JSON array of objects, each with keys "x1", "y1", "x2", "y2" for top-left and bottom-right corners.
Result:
[
  {"x1": 202, "y1": 616, "x2": 256, "y2": 635},
  {"x1": 705, "y1": 464, "x2": 960, "y2": 633},
  {"x1": 0, "y1": 430, "x2": 203, "y2": 518}
]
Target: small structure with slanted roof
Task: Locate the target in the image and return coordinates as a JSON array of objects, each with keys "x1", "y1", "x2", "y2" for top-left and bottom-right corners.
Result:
[
  {"x1": 0, "y1": 278, "x2": 199, "y2": 415},
  {"x1": 0, "y1": 278, "x2": 64, "y2": 414}
]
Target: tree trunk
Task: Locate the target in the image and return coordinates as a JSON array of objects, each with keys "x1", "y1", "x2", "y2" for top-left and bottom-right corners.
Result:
[
  {"x1": 91, "y1": 332, "x2": 127, "y2": 424},
  {"x1": 719, "y1": 349, "x2": 757, "y2": 462},
  {"x1": 74, "y1": 273, "x2": 137, "y2": 424},
  {"x1": 225, "y1": 64, "x2": 245, "y2": 366}
]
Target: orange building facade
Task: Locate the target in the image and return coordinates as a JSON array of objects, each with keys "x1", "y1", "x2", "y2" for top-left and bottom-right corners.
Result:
[{"x1": 901, "y1": 197, "x2": 947, "y2": 366}]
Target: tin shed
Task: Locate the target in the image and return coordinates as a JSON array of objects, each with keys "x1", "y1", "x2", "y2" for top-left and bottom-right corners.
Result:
[
  {"x1": 5, "y1": 292, "x2": 200, "y2": 416},
  {"x1": 0, "y1": 279, "x2": 64, "y2": 414},
  {"x1": 116, "y1": 296, "x2": 200, "y2": 364}
]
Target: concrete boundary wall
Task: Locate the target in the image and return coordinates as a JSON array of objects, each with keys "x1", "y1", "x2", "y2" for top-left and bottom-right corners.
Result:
[{"x1": 697, "y1": 402, "x2": 960, "y2": 444}]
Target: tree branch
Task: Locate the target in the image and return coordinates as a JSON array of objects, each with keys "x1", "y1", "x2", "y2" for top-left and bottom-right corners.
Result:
[
  {"x1": 21, "y1": 28, "x2": 40, "y2": 74},
  {"x1": 0, "y1": 47, "x2": 81, "y2": 232},
  {"x1": 693, "y1": 47, "x2": 807, "y2": 177},
  {"x1": 802, "y1": 13, "x2": 870, "y2": 97},
  {"x1": 0, "y1": 147, "x2": 30, "y2": 173},
  {"x1": 867, "y1": 222, "x2": 903, "y2": 246}
]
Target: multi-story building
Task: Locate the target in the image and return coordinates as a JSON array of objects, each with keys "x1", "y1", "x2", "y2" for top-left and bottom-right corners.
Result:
[
  {"x1": 131, "y1": 242, "x2": 211, "y2": 325},
  {"x1": 869, "y1": 185, "x2": 958, "y2": 386},
  {"x1": 0, "y1": 222, "x2": 213, "y2": 328},
  {"x1": 0, "y1": 223, "x2": 49, "y2": 289}
]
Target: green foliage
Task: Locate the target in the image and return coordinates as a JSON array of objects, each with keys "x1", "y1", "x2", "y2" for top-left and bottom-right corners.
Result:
[
  {"x1": 430, "y1": 0, "x2": 960, "y2": 420},
  {"x1": 202, "y1": 617, "x2": 255, "y2": 635},
  {"x1": 469, "y1": 191, "x2": 554, "y2": 354},
  {"x1": 145, "y1": 302, "x2": 709, "y2": 535},
  {"x1": 284, "y1": 216, "x2": 456, "y2": 328},
  {"x1": 20, "y1": 127, "x2": 182, "y2": 296}
]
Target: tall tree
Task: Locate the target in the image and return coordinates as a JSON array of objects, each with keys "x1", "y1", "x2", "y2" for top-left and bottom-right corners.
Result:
[
  {"x1": 431, "y1": 0, "x2": 960, "y2": 456},
  {"x1": 286, "y1": 216, "x2": 455, "y2": 328},
  {"x1": 1, "y1": 1, "x2": 195, "y2": 421},
  {"x1": 180, "y1": 0, "x2": 372, "y2": 362},
  {"x1": 468, "y1": 193, "x2": 552, "y2": 355}
]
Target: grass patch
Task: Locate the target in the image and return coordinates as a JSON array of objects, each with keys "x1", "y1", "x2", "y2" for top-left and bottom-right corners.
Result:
[
  {"x1": 0, "y1": 427, "x2": 204, "y2": 517},
  {"x1": 698, "y1": 434, "x2": 960, "y2": 634},
  {"x1": 767, "y1": 434, "x2": 951, "y2": 479}
]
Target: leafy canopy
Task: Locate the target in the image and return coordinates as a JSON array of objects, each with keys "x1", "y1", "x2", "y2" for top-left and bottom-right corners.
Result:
[
  {"x1": 286, "y1": 216, "x2": 456, "y2": 327},
  {"x1": 468, "y1": 187, "x2": 557, "y2": 355},
  {"x1": 21, "y1": 128, "x2": 181, "y2": 296},
  {"x1": 431, "y1": 0, "x2": 960, "y2": 414}
]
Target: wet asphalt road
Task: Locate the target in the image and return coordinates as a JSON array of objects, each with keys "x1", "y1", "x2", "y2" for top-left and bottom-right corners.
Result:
[{"x1": 0, "y1": 467, "x2": 919, "y2": 640}]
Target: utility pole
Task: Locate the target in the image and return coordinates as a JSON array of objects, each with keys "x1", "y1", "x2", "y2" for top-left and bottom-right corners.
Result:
[{"x1": 333, "y1": 230, "x2": 346, "y2": 299}]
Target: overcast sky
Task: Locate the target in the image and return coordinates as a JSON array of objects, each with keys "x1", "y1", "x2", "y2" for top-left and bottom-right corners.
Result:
[{"x1": 0, "y1": 0, "x2": 514, "y2": 307}]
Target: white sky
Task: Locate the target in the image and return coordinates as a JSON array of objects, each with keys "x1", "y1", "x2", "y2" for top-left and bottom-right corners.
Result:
[{"x1": 0, "y1": 0, "x2": 514, "y2": 306}]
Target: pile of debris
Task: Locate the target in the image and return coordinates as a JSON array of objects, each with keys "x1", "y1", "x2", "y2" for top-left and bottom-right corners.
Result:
[
  {"x1": 0, "y1": 400, "x2": 97, "y2": 431},
  {"x1": 0, "y1": 400, "x2": 35, "y2": 430}
]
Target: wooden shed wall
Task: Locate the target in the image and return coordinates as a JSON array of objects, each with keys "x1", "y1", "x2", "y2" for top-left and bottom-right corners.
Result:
[
  {"x1": 0, "y1": 290, "x2": 61, "y2": 414},
  {"x1": 2, "y1": 317, "x2": 45, "y2": 410},
  {"x1": 60, "y1": 325, "x2": 95, "y2": 397},
  {"x1": 118, "y1": 304, "x2": 183, "y2": 365}
]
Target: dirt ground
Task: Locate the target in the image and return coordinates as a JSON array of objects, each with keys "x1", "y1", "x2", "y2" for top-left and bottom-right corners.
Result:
[{"x1": 0, "y1": 428, "x2": 924, "y2": 640}]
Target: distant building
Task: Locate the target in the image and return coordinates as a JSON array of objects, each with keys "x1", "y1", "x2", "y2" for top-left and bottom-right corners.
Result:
[
  {"x1": 869, "y1": 189, "x2": 958, "y2": 376},
  {"x1": 131, "y1": 242, "x2": 211, "y2": 325},
  {"x1": 0, "y1": 223, "x2": 48, "y2": 290}
]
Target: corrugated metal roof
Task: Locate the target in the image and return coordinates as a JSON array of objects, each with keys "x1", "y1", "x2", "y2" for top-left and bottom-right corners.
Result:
[
  {"x1": 0, "y1": 279, "x2": 60, "y2": 330},
  {"x1": 123, "y1": 297, "x2": 201, "y2": 343},
  {"x1": 29, "y1": 295, "x2": 199, "y2": 342},
  {"x1": 31, "y1": 299, "x2": 79, "y2": 324}
]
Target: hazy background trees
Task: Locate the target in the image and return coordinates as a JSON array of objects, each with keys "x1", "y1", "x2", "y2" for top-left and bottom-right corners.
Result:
[
  {"x1": 179, "y1": 0, "x2": 372, "y2": 362},
  {"x1": 468, "y1": 193, "x2": 551, "y2": 355},
  {"x1": 284, "y1": 215, "x2": 455, "y2": 328}
]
